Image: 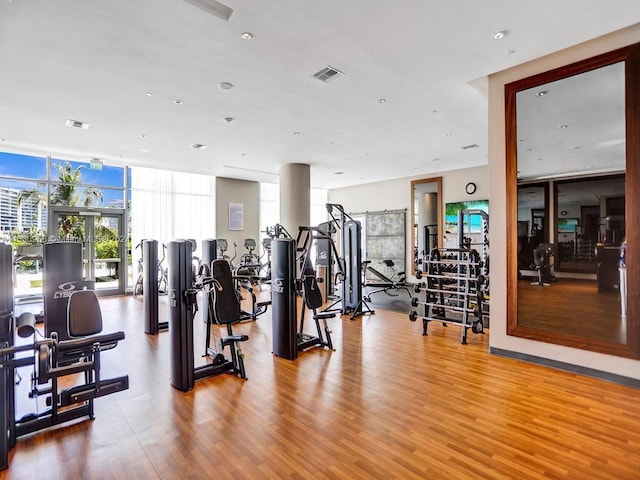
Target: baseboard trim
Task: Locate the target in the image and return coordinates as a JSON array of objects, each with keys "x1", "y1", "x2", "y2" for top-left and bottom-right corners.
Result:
[{"x1": 490, "y1": 347, "x2": 640, "y2": 389}]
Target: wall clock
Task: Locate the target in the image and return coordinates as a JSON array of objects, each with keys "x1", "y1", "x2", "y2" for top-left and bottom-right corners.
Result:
[{"x1": 465, "y1": 182, "x2": 477, "y2": 195}]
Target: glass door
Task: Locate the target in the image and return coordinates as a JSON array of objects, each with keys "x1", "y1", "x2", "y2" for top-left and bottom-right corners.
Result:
[{"x1": 50, "y1": 207, "x2": 125, "y2": 295}]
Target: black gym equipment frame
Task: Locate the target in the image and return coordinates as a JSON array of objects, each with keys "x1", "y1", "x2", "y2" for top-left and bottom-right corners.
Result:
[
  {"x1": 324, "y1": 204, "x2": 374, "y2": 320},
  {"x1": 168, "y1": 240, "x2": 247, "y2": 392},
  {"x1": 143, "y1": 239, "x2": 167, "y2": 334},
  {"x1": 0, "y1": 243, "x2": 129, "y2": 470}
]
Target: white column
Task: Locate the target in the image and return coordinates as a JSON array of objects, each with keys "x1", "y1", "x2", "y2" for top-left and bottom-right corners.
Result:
[{"x1": 279, "y1": 163, "x2": 310, "y2": 236}]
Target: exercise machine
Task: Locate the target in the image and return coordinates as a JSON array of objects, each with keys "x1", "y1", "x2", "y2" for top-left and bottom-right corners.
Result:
[
  {"x1": 0, "y1": 250, "x2": 128, "y2": 470},
  {"x1": 168, "y1": 240, "x2": 248, "y2": 392},
  {"x1": 531, "y1": 243, "x2": 555, "y2": 286},
  {"x1": 325, "y1": 204, "x2": 374, "y2": 320},
  {"x1": 142, "y1": 239, "x2": 168, "y2": 334},
  {"x1": 271, "y1": 238, "x2": 298, "y2": 360},
  {"x1": 298, "y1": 257, "x2": 336, "y2": 351}
]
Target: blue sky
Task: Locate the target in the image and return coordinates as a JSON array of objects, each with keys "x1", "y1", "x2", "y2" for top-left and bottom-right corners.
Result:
[{"x1": 0, "y1": 151, "x2": 127, "y2": 206}]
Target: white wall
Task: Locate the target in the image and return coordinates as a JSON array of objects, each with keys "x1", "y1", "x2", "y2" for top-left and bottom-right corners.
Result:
[
  {"x1": 328, "y1": 165, "x2": 489, "y2": 279},
  {"x1": 215, "y1": 177, "x2": 260, "y2": 259},
  {"x1": 488, "y1": 24, "x2": 640, "y2": 379}
]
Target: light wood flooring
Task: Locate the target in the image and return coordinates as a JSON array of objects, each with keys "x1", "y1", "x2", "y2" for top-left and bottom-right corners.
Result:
[
  {"x1": 2, "y1": 293, "x2": 639, "y2": 479},
  {"x1": 518, "y1": 279, "x2": 625, "y2": 344}
]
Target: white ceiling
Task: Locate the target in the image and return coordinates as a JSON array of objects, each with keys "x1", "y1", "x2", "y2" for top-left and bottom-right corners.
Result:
[{"x1": 1, "y1": 0, "x2": 639, "y2": 189}]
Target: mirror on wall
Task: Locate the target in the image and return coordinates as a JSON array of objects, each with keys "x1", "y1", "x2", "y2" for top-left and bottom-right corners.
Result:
[
  {"x1": 411, "y1": 177, "x2": 442, "y2": 274},
  {"x1": 506, "y1": 44, "x2": 640, "y2": 358}
]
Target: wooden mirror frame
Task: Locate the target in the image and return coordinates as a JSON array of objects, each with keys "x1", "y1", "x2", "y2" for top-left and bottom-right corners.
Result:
[
  {"x1": 506, "y1": 43, "x2": 640, "y2": 359},
  {"x1": 410, "y1": 177, "x2": 442, "y2": 275}
]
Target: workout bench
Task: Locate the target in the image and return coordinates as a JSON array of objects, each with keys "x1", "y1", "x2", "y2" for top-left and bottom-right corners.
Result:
[{"x1": 363, "y1": 259, "x2": 412, "y2": 301}]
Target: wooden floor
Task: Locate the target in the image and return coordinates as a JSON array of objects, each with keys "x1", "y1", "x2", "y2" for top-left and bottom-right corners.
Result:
[
  {"x1": 518, "y1": 279, "x2": 625, "y2": 344},
  {"x1": 2, "y1": 294, "x2": 640, "y2": 479}
]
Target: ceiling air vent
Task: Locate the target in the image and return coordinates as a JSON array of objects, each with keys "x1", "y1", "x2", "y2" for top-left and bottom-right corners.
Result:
[
  {"x1": 460, "y1": 143, "x2": 479, "y2": 150},
  {"x1": 65, "y1": 119, "x2": 90, "y2": 129},
  {"x1": 312, "y1": 66, "x2": 344, "y2": 83}
]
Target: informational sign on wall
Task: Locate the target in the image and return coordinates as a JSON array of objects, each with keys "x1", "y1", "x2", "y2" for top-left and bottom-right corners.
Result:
[{"x1": 229, "y1": 202, "x2": 244, "y2": 231}]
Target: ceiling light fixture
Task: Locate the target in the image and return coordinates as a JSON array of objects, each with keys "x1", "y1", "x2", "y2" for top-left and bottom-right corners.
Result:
[
  {"x1": 65, "y1": 119, "x2": 90, "y2": 129},
  {"x1": 293, "y1": 131, "x2": 301, "y2": 136},
  {"x1": 139, "y1": 148, "x2": 150, "y2": 153},
  {"x1": 224, "y1": 117, "x2": 234, "y2": 123},
  {"x1": 334, "y1": 171, "x2": 344, "y2": 175},
  {"x1": 190, "y1": 143, "x2": 207, "y2": 150},
  {"x1": 506, "y1": 50, "x2": 516, "y2": 55},
  {"x1": 558, "y1": 124, "x2": 568, "y2": 129},
  {"x1": 218, "y1": 82, "x2": 234, "y2": 90},
  {"x1": 445, "y1": 133, "x2": 452, "y2": 137},
  {"x1": 174, "y1": 99, "x2": 183, "y2": 104},
  {"x1": 241, "y1": 32, "x2": 253, "y2": 40},
  {"x1": 181, "y1": 0, "x2": 233, "y2": 22},
  {"x1": 534, "y1": 91, "x2": 548, "y2": 97},
  {"x1": 140, "y1": 134, "x2": 146, "y2": 139},
  {"x1": 146, "y1": 92, "x2": 153, "y2": 97},
  {"x1": 492, "y1": 30, "x2": 508, "y2": 40},
  {"x1": 377, "y1": 98, "x2": 386, "y2": 103}
]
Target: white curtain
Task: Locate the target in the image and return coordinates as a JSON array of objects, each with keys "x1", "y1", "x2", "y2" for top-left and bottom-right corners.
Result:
[{"x1": 131, "y1": 167, "x2": 216, "y2": 261}]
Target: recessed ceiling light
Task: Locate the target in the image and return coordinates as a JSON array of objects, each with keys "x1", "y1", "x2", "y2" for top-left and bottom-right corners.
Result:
[
  {"x1": 146, "y1": 92, "x2": 153, "y2": 97},
  {"x1": 506, "y1": 50, "x2": 516, "y2": 55},
  {"x1": 140, "y1": 134, "x2": 146, "y2": 139},
  {"x1": 190, "y1": 143, "x2": 207, "y2": 150},
  {"x1": 558, "y1": 124, "x2": 568, "y2": 129},
  {"x1": 139, "y1": 148, "x2": 150, "y2": 153},
  {"x1": 445, "y1": 133, "x2": 452, "y2": 137},
  {"x1": 334, "y1": 171, "x2": 344, "y2": 175},
  {"x1": 492, "y1": 30, "x2": 508, "y2": 40},
  {"x1": 174, "y1": 99, "x2": 183, "y2": 104},
  {"x1": 534, "y1": 91, "x2": 548, "y2": 97},
  {"x1": 377, "y1": 98, "x2": 386, "y2": 103},
  {"x1": 241, "y1": 32, "x2": 253, "y2": 40},
  {"x1": 65, "y1": 119, "x2": 90, "y2": 129},
  {"x1": 293, "y1": 131, "x2": 301, "y2": 136},
  {"x1": 224, "y1": 117, "x2": 234, "y2": 123},
  {"x1": 573, "y1": 146, "x2": 581, "y2": 150},
  {"x1": 432, "y1": 110, "x2": 438, "y2": 114},
  {"x1": 218, "y1": 82, "x2": 234, "y2": 90},
  {"x1": 432, "y1": 158, "x2": 440, "y2": 162}
]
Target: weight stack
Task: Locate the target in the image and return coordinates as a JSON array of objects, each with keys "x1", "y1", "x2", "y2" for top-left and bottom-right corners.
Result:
[
  {"x1": 168, "y1": 240, "x2": 195, "y2": 391},
  {"x1": 343, "y1": 220, "x2": 362, "y2": 311},
  {"x1": 43, "y1": 242, "x2": 83, "y2": 340},
  {"x1": 201, "y1": 239, "x2": 218, "y2": 324},
  {"x1": 143, "y1": 239, "x2": 160, "y2": 334},
  {"x1": 271, "y1": 238, "x2": 297, "y2": 360}
]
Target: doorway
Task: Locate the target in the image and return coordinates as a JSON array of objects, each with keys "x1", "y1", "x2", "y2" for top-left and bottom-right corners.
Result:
[{"x1": 50, "y1": 207, "x2": 125, "y2": 296}]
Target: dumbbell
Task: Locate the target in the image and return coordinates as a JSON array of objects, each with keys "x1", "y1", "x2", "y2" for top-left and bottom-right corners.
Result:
[{"x1": 408, "y1": 311, "x2": 418, "y2": 322}]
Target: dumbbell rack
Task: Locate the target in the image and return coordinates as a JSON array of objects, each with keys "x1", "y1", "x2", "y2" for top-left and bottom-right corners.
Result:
[{"x1": 409, "y1": 248, "x2": 486, "y2": 344}]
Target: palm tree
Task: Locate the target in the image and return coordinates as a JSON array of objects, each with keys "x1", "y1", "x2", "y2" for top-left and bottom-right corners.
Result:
[{"x1": 51, "y1": 161, "x2": 82, "y2": 206}]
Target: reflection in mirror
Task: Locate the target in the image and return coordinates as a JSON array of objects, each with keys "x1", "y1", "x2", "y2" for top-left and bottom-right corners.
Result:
[
  {"x1": 411, "y1": 177, "x2": 442, "y2": 273},
  {"x1": 511, "y1": 57, "x2": 632, "y2": 351}
]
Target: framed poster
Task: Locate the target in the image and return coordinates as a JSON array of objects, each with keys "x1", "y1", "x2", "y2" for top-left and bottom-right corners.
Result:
[{"x1": 229, "y1": 202, "x2": 244, "y2": 231}]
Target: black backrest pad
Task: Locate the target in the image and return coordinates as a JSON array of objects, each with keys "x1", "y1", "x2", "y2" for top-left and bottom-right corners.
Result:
[
  {"x1": 302, "y1": 258, "x2": 323, "y2": 310},
  {"x1": 67, "y1": 290, "x2": 103, "y2": 337},
  {"x1": 211, "y1": 259, "x2": 241, "y2": 324}
]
